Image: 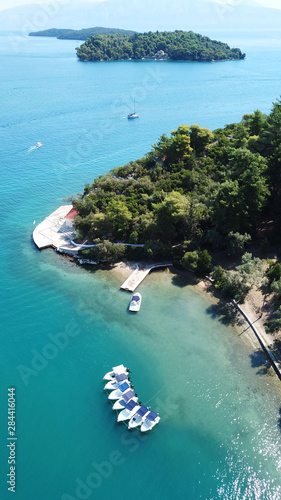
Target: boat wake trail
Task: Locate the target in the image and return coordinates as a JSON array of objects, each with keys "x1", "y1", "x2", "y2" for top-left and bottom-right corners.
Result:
[{"x1": 27, "y1": 142, "x2": 42, "y2": 154}]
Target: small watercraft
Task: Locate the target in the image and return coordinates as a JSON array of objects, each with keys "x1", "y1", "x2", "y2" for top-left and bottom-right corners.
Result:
[
  {"x1": 36, "y1": 142, "x2": 42, "y2": 148},
  {"x1": 108, "y1": 381, "x2": 131, "y2": 400},
  {"x1": 112, "y1": 390, "x2": 137, "y2": 410},
  {"x1": 103, "y1": 364, "x2": 130, "y2": 381},
  {"x1": 140, "y1": 411, "x2": 161, "y2": 432},
  {"x1": 104, "y1": 373, "x2": 130, "y2": 390},
  {"x1": 118, "y1": 400, "x2": 140, "y2": 422},
  {"x1": 129, "y1": 293, "x2": 142, "y2": 312},
  {"x1": 128, "y1": 405, "x2": 150, "y2": 429},
  {"x1": 128, "y1": 99, "x2": 139, "y2": 119}
]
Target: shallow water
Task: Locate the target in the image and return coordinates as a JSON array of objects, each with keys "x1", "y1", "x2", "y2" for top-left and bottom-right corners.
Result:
[{"x1": 1, "y1": 29, "x2": 281, "y2": 500}]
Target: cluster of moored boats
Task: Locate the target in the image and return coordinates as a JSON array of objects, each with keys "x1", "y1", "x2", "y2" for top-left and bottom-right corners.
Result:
[{"x1": 103, "y1": 364, "x2": 160, "y2": 432}]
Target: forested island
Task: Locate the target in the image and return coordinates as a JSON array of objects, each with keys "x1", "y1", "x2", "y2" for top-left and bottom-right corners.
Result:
[
  {"x1": 76, "y1": 30, "x2": 245, "y2": 62},
  {"x1": 72, "y1": 99, "x2": 281, "y2": 330},
  {"x1": 29, "y1": 27, "x2": 136, "y2": 41}
]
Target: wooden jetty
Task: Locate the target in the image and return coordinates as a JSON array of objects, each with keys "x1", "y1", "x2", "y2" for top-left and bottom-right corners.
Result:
[{"x1": 120, "y1": 263, "x2": 173, "y2": 292}]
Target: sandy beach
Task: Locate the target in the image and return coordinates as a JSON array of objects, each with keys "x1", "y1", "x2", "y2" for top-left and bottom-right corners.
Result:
[{"x1": 110, "y1": 260, "x2": 281, "y2": 380}]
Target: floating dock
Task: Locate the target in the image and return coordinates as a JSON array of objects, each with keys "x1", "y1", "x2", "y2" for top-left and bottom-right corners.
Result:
[{"x1": 120, "y1": 263, "x2": 173, "y2": 292}]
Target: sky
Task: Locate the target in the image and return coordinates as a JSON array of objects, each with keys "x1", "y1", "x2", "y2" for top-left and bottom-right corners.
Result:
[{"x1": 0, "y1": 0, "x2": 281, "y2": 12}]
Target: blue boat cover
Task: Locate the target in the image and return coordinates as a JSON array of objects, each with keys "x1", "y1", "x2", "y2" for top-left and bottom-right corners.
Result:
[
  {"x1": 119, "y1": 382, "x2": 130, "y2": 392},
  {"x1": 115, "y1": 373, "x2": 127, "y2": 383},
  {"x1": 137, "y1": 406, "x2": 148, "y2": 417},
  {"x1": 147, "y1": 411, "x2": 158, "y2": 421},
  {"x1": 123, "y1": 390, "x2": 135, "y2": 402},
  {"x1": 126, "y1": 400, "x2": 138, "y2": 411},
  {"x1": 132, "y1": 295, "x2": 140, "y2": 301}
]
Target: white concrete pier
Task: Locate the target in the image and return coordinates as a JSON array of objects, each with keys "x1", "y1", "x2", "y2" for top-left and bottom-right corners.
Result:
[
  {"x1": 33, "y1": 205, "x2": 79, "y2": 252},
  {"x1": 120, "y1": 263, "x2": 173, "y2": 292}
]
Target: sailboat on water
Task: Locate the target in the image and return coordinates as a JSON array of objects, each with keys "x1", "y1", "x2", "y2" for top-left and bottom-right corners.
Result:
[{"x1": 128, "y1": 100, "x2": 139, "y2": 119}]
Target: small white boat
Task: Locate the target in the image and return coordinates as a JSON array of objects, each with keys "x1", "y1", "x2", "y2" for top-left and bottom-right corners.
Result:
[
  {"x1": 128, "y1": 405, "x2": 150, "y2": 429},
  {"x1": 129, "y1": 293, "x2": 142, "y2": 312},
  {"x1": 128, "y1": 99, "x2": 139, "y2": 119},
  {"x1": 36, "y1": 142, "x2": 42, "y2": 148},
  {"x1": 103, "y1": 364, "x2": 130, "y2": 381},
  {"x1": 104, "y1": 373, "x2": 130, "y2": 390},
  {"x1": 108, "y1": 381, "x2": 131, "y2": 400},
  {"x1": 117, "y1": 400, "x2": 140, "y2": 422},
  {"x1": 112, "y1": 390, "x2": 137, "y2": 410},
  {"x1": 140, "y1": 411, "x2": 160, "y2": 432}
]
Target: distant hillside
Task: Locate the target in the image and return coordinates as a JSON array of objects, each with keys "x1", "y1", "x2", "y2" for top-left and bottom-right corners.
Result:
[
  {"x1": 29, "y1": 27, "x2": 137, "y2": 41},
  {"x1": 29, "y1": 28, "x2": 74, "y2": 38},
  {"x1": 76, "y1": 30, "x2": 245, "y2": 62}
]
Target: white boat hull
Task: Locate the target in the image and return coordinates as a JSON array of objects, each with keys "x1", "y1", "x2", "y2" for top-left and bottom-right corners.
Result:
[
  {"x1": 140, "y1": 416, "x2": 160, "y2": 432},
  {"x1": 112, "y1": 396, "x2": 138, "y2": 411},
  {"x1": 128, "y1": 408, "x2": 150, "y2": 429},
  {"x1": 104, "y1": 378, "x2": 129, "y2": 390},
  {"x1": 103, "y1": 364, "x2": 129, "y2": 380},
  {"x1": 118, "y1": 405, "x2": 140, "y2": 422},
  {"x1": 129, "y1": 293, "x2": 142, "y2": 312}
]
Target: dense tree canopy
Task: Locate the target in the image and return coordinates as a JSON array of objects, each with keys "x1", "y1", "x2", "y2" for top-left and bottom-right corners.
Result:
[
  {"x1": 29, "y1": 27, "x2": 136, "y2": 40},
  {"x1": 73, "y1": 98, "x2": 281, "y2": 264},
  {"x1": 76, "y1": 30, "x2": 246, "y2": 62}
]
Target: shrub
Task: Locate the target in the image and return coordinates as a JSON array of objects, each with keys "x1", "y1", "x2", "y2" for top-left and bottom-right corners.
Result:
[
  {"x1": 267, "y1": 262, "x2": 281, "y2": 283},
  {"x1": 197, "y1": 250, "x2": 212, "y2": 275}
]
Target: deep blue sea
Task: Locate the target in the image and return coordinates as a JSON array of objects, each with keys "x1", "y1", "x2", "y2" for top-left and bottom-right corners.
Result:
[{"x1": 1, "y1": 29, "x2": 281, "y2": 500}]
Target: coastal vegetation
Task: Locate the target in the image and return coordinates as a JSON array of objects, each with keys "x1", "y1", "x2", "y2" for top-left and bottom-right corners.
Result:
[
  {"x1": 29, "y1": 27, "x2": 136, "y2": 41},
  {"x1": 72, "y1": 98, "x2": 281, "y2": 316},
  {"x1": 76, "y1": 30, "x2": 245, "y2": 62}
]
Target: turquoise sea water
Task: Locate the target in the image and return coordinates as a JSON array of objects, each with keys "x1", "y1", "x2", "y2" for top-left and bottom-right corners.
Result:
[{"x1": 1, "y1": 29, "x2": 281, "y2": 499}]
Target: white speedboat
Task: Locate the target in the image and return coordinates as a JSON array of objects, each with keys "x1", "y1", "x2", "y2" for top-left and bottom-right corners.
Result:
[
  {"x1": 117, "y1": 400, "x2": 140, "y2": 422},
  {"x1": 140, "y1": 411, "x2": 160, "y2": 432},
  {"x1": 108, "y1": 381, "x2": 131, "y2": 400},
  {"x1": 129, "y1": 293, "x2": 142, "y2": 312},
  {"x1": 112, "y1": 390, "x2": 137, "y2": 410},
  {"x1": 103, "y1": 364, "x2": 130, "y2": 381},
  {"x1": 104, "y1": 373, "x2": 129, "y2": 390},
  {"x1": 128, "y1": 405, "x2": 150, "y2": 429}
]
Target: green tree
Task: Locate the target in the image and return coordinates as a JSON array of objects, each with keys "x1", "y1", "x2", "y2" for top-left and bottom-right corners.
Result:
[
  {"x1": 211, "y1": 265, "x2": 226, "y2": 290},
  {"x1": 267, "y1": 262, "x2": 281, "y2": 283},
  {"x1": 243, "y1": 110, "x2": 266, "y2": 136},
  {"x1": 271, "y1": 279, "x2": 281, "y2": 300},
  {"x1": 227, "y1": 231, "x2": 251, "y2": 255},
  {"x1": 265, "y1": 306, "x2": 281, "y2": 333},
  {"x1": 153, "y1": 191, "x2": 190, "y2": 242},
  {"x1": 105, "y1": 199, "x2": 132, "y2": 239},
  {"x1": 197, "y1": 249, "x2": 212, "y2": 275},
  {"x1": 181, "y1": 251, "x2": 198, "y2": 271},
  {"x1": 190, "y1": 125, "x2": 214, "y2": 154}
]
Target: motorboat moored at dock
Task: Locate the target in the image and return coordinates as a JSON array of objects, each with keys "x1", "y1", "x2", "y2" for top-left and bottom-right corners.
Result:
[
  {"x1": 129, "y1": 292, "x2": 142, "y2": 312},
  {"x1": 104, "y1": 373, "x2": 129, "y2": 390},
  {"x1": 117, "y1": 400, "x2": 140, "y2": 422},
  {"x1": 108, "y1": 381, "x2": 132, "y2": 400},
  {"x1": 103, "y1": 364, "x2": 159, "y2": 432},
  {"x1": 140, "y1": 411, "x2": 160, "y2": 432},
  {"x1": 128, "y1": 405, "x2": 150, "y2": 429},
  {"x1": 103, "y1": 364, "x2": 130, "y2": 381},
  {"x1": 112, "y1": 390, "x2": 138, "y2": 410}
]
